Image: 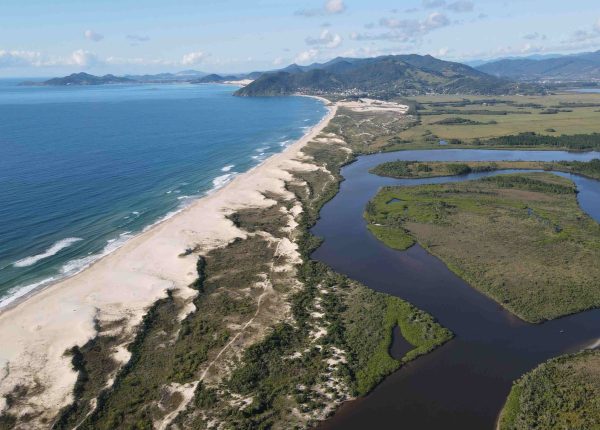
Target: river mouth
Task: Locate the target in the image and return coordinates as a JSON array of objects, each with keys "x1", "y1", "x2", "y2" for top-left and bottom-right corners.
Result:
[{"x1": 312, "y1": 149, "x2": 600, "y2": 430}]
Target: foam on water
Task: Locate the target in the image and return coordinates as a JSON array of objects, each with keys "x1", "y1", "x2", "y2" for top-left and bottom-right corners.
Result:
[
  {"x1": 59, "y1": 232, "x2": 133, "y2": 276},
  {"x1": 13, "y1": 238, "x2": 83, "y2": 268},
  {"x1": 1, "y1": 232, "x2": 132, "y2": 309},
  {"x1": 221, "y1": 164, "x2": 235, "y2": 172},
  {"x1": 211, "y1": 172, "x2": 237, "y2": 190},
  {"x1": 0, "y1": 277, "x2": 58, "y2": 308}
]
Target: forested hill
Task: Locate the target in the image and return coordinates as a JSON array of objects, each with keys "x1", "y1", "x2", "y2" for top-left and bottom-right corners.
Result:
[
  {"x1": 235, "y1": 54, "x2": 541, "y2": 98},
  {"x1": 476, "y1": 50, "x2": 600, "y2": 81}
]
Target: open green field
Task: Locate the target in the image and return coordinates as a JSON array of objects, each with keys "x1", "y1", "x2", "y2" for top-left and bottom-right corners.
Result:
[
  {"x1": 392, "y1": 93, "x2": 600, "y2": 150},
  {"x1": 365, "y1": 172, "x2": 600, "y2": 322},
  {"x1": 370, "y1": 159, "x2": 600, "y2": 180},
  {"x1": 498, "y1": 350, "x2": 600, "y2": 430}
]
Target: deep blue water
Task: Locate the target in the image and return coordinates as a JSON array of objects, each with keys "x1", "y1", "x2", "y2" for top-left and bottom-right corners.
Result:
[{"x1": 0, "y1": 80, "x2": 327, "y2": 306}]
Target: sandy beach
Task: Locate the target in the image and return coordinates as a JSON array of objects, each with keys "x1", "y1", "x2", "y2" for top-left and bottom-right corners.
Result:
[{"x1": 0, "y1": 96, "x2": 337, "y2": 424}]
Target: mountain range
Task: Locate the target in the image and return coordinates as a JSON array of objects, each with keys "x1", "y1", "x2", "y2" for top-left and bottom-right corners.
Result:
[
  {"x1": 28, "y1": 51, "x2": 600, "y2": 96},
  {"x1": 235, "y1": 54, "x2": 541, "y2": 97},
  {"x1": 476, "y1": 50, "x2": 600, "y2": 81}
]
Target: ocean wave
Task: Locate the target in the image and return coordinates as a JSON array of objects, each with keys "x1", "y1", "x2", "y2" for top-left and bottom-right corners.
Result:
[
  {"x1": 279, "y1": 139, "x2": 293, "y2": 147},
  {"x1": 60, "y1": 232, "x2": 133, "y2": 275},
  {"x1": 13, "y1": 237, "x2": 83, "y2": 268},
  {"x1": 212, "y1": 173, "x2": 237, "y2": 190},
  {"x1": 0, "y1": 277, "x2": 58, "y2": 309},
  {"x1": 1, "y1": 232, "x2": 132, "y2": 309},
  {"x1": 221, "y1": 164, "x2": 235, "y2": 172}
]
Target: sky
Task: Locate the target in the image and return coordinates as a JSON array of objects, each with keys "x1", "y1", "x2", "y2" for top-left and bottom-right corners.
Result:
[{"x1": 1, "y1": 0, "x2": 599, "y2": 77}]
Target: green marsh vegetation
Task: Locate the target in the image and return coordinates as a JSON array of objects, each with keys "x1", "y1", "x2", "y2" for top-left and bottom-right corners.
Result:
[
  {"x1": 365, "y1": 172, "x2": 600, "y2": 322},
  {"x1": 370, "y1": 159, "x2": 600, "y2": 180},
  {"x1": 498, "y1": 350, "x2": 600, "y2": 430},
  {"x1": 394, "y1": 93, "x2": 600, "y2": 150}
]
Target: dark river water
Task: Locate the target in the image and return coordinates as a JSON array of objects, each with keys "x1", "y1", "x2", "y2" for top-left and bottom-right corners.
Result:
[{"x1": 312, "y1": 150, "x2": 600, "y2": 430}]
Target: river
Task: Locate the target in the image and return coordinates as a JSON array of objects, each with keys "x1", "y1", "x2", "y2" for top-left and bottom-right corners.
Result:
[{"x1": 312, "y1": 150, "x2": 600, "y2": 430}]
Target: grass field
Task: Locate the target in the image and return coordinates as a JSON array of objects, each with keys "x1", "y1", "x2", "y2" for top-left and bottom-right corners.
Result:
[
  {"x1": 498, "y1": 350, "x2": 600, "y2": 430},
  {"x1": 392, "y1": 93, "x2": 600, "y2": 149},
  {"x1": 365, "y1": 172, "x2": 600, "y2": 322}
]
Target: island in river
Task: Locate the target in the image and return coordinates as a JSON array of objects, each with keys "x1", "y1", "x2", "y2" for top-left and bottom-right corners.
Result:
[{"x1": 365, "y1": 170, "x2": 600, "y2": 322}]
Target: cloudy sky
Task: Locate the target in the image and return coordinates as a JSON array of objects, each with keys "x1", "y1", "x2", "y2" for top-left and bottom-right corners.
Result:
[{"x1": 1, "y1": 0, "x2": 599, "y2": 76}]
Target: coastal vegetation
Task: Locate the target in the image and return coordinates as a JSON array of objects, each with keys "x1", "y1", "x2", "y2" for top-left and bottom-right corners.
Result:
[
  {"x1": 323, "y1": 107, "x2": 418, "y2": 154},
  {"x1": 498, "y1": 350, "x2": 600, "y2": 430},
  {"x1": 33, "y1": 108, "x2": 452, "y2": 430},
  {"x1": 365, "y1": 172, "x2": 600, "y2": 322},
  {"x1": 369, "y1": 159, "x2": 600, "y2": 180}
]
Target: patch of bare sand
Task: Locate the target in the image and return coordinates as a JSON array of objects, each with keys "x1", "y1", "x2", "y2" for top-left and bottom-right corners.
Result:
[{"x1": 338, "y1": 98, "x2": 409, "y2": 114}]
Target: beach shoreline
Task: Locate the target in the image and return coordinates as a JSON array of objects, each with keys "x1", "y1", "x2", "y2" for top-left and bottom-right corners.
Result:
[
  {"x1": 0, "y1": 95, "x2": 331, "y2": 315},
  {"x1": 0, "y1": 96, "x2": 336, "y2": 423}
]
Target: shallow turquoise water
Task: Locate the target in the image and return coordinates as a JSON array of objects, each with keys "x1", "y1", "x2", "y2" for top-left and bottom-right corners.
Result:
[{"x1": 0, "y1": 80, "x2": 326, "y2": 306}]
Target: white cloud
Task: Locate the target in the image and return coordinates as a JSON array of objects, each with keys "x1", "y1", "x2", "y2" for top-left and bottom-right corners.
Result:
[
  {"x1": 433, "y1": 47, "x2": 450, "y2": 57},
  {"x1": 69, "y1": 49, "x2": 99, "y2": 67},
  {"x1": 354, "y1": 11, "x2": 450, "y2": 42},
  {"x1": 446, "y1": 1, "x2": 474, "y2": 13},
  {"x1": 295, "y1": 0, "x2": 346, "y2": 17},
  {"x1": 340, "y1": 46, "x2": 385, "y2": 58},
  {"x1": 305, "y1": 29, "x2": 343, "y2": 48},
  {"x1": 423, "y1": 11, "x2": 450, "y2": 30},
  {"x1": 422, "y1": 0, "x2": 473, "y2": 13},
  {"x1": 126, "y1": 34, "x2": 150, "y2": 42},
  {"x1": 105, "y1": 56, "x2": 172, "y2": 66},
  {"x1": 84, "y1": 30, "x2": 104, "y2": 42},
  {"x1": 0, "y1": 49, "x2": 100, "y2": 68},
  {"x1": 273, "y1": 57, "x2": 285, "y2": 66},
  {"x1": 523, "y1": 32, "x2": 546, "y2": 41},
  {"x1": 423, "y1": 0, "x2": 445, "y2": 8},
  {"x1": 0, "y1": 48, "x2": 210, "y2": 71},
  {"x1": 181, "y1": 51, "x2": 205, "y2": 66},
  {"x1": 295, "y1": 49, "x2": 319, "y2": 64},
  {"x1": 0, "y1": 50, "x2": 45, "y2": 67},
  {"x1": 325, "y1": 0, "x2": 345, "y2": 14},
  {"x1": 594, "y1": 18, "x2": 600, "y2": 33}
]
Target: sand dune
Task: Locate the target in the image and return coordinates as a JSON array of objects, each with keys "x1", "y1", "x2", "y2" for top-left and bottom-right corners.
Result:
[{"x1": 0, "y1": 97, "x2": 336, "y2": 426}]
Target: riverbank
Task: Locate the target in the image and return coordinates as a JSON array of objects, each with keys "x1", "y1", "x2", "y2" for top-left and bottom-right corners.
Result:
[
  {"x1": 369, "y1": 160, "x2": 600, "y2": 180},
  {"x1": 0, "y1": 97, "x2": 336, "y2": 425},
  {"x1": 311, "y1": 148, "x2": 600, "y2": 429}
]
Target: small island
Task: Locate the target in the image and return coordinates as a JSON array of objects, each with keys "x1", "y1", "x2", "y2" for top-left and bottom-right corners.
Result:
[
  {"x1": 365, "y1": 170, "x2": 600, "y2": 323},
  {"x1": 22, "y1": 72, "x2": 136, "y2": 86}
]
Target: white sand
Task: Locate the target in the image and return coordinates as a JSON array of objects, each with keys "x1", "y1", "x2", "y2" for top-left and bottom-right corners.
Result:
[
  {"x1": 0, "y1": 97, "x2": 337, "y2": 425},
  {"x1": 223, "y1": 79, "x2": 254, "y2": 87},
  {"x1": 338, "y1": 98, "x2": 409, "y2": 114}
]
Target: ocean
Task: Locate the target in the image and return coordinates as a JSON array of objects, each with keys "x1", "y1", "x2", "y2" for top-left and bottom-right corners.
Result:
[{"x1": 0, "y1": 79, "x2": 327, "y2": 307}]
